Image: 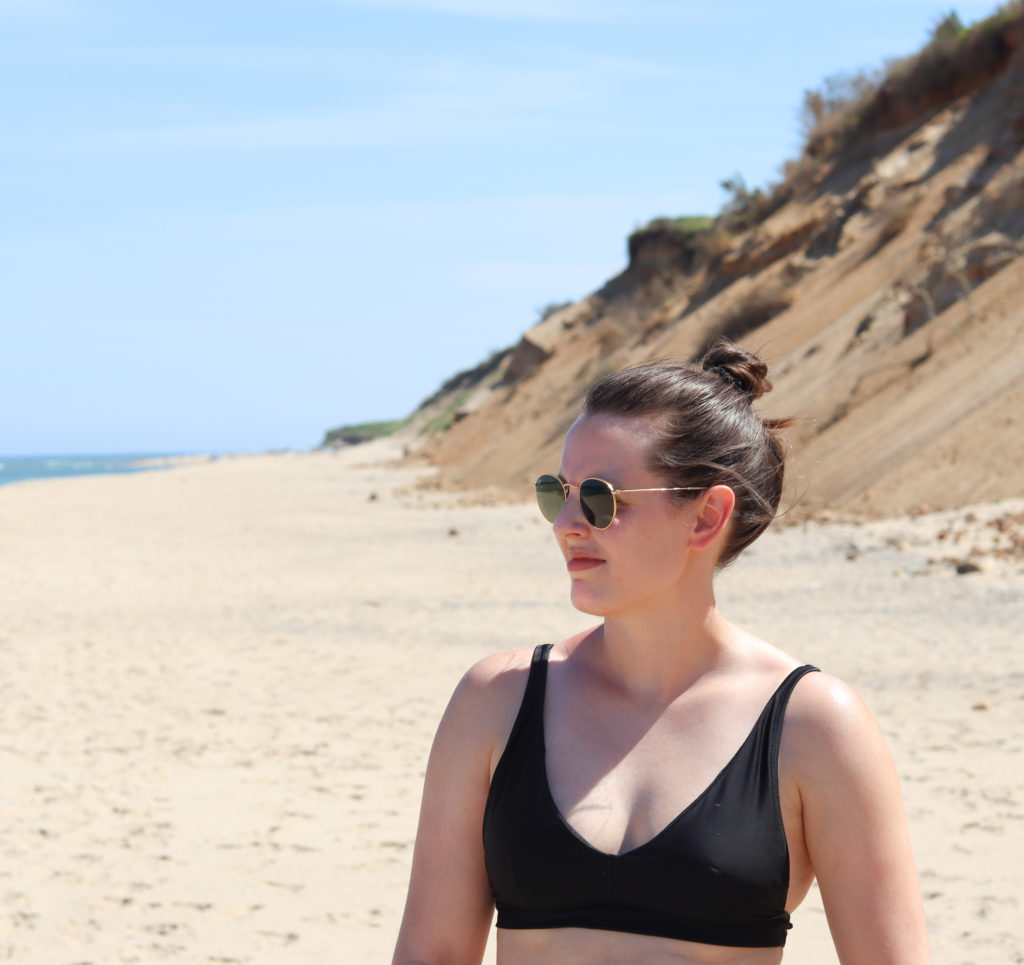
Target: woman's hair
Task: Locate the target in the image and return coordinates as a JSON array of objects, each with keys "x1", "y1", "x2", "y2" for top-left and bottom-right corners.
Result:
[{"x1": 583, "y1": 341, "x2": 791, "y2": 567}]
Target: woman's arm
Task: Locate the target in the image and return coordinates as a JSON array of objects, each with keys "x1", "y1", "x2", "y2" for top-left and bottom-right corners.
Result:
[
  {"x1": 392, "y1": 652, "x2": 527, "y2": 965},
  {"x1": 787, "y1": 674, "x2": 931, "y2": 965}
]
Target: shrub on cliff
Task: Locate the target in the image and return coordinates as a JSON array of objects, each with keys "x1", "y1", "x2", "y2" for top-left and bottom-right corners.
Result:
[{"x1": 801, "y1": 2, "x2": 1023, "y2": 162}]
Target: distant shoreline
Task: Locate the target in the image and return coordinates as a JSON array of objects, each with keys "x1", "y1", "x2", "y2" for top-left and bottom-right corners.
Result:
[{"x1": 0, "y1": 453, "x2": 191, "y2": 488}]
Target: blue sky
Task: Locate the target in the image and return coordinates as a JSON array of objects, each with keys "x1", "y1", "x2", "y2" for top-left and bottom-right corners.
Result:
[{"x1": 1, "y1": 0, "x2": 1003, "y2": 454}]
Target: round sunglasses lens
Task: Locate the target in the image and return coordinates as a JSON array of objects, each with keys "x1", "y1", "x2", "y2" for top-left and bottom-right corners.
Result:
[
  {"x1": 579, "y1": 479, "x2": 616, "y2": 529},
  {"x1": 535, "y1": 475, "x2": 566, "y2": 523}
]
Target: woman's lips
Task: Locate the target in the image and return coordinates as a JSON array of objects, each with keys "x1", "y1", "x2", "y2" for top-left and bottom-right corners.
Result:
[{"x1": 567, "y1": 556, "x2": 604, "y2": 572}]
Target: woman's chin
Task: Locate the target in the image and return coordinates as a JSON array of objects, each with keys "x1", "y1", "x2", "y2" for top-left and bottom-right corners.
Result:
[{"x1": 569, "y1": 586, "x2": 611, "y2": 617}]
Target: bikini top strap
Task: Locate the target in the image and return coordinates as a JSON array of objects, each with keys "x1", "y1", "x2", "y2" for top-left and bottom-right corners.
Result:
[
  {"x1": 766, "y1": 664, "x2": 819, "y2": 733},
  {"x1": 766, "y1": 664, "x2": 820, "y2": 799},
  {"x1": 523, "y1": 643, "x2": 553, "y2": 713},
  {"x1": 498, "y1": 644, "x2": 553, "y2": 756}
]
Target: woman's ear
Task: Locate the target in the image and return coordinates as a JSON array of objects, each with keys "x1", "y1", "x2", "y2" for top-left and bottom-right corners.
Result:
[{"x1": 688, "y1": 485, "x2": 736, "y2": 551}]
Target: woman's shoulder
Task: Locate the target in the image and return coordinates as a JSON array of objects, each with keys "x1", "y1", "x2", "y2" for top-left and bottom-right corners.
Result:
[
  {"x1": 454, "y1": 628, "x2": 596, "y2": 702},
  {"x1": 780, "y1": 669, "x2": 892, "y2": 782},
  {"x1": 445, "y1": 632, "x2": 595, "y2": 766},
  {"x1": 785, "y1": 668, "x2": 875, "y2": 728},
  {"x1": 437, "y1": 647, "x2": 538, "y2": 755},
  {"x1": 450, "y1": 646, "x2": 535, "y2": 716}
]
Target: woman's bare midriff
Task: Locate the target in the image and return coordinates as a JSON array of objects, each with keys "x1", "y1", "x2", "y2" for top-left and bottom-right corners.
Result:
[{"x1": 497, "y1": 928, "x2": 785, "y2": 965}]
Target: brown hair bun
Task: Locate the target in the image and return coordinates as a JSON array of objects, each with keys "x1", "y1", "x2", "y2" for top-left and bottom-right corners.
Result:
[{"x1": 699, "y1": 341, "x2": 771, "y2": 402}]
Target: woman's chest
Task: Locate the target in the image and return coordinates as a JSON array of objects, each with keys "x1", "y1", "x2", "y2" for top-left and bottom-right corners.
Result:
[{"x1": 543, "y1": 693, "x2": 768, "y2": 856}]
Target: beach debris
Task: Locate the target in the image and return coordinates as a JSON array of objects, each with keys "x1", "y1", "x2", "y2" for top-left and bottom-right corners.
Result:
[
  {"x1": 368, "y1": 491, "x2": 378, "y2": 501},
  {"x1": 448, "y1": 527, "x2": 459, "y2": 537},
  {"x1": 925, "y1": 510, "x2": 1024, "y2": 573},
  {"x1": 954, "y1": 559, "x2": 982, "y2": 574},
  {"x1": 972, "y1": 699, "x2": 991, "y2": 711}
]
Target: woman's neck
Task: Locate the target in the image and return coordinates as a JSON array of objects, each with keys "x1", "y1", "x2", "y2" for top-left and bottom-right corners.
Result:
[{"x1": 579, "y1": 593, "x2": 738, "y2": 705}]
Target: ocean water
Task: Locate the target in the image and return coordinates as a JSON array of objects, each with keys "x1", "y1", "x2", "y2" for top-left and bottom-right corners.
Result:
[{"x1": 0, "y1": 454, "x2": 176, "y2": 488}]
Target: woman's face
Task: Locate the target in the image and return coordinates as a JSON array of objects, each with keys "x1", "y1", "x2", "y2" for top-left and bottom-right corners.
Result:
[{"x1": 551, "y1": 412, "x2": 701, "y2": 618}]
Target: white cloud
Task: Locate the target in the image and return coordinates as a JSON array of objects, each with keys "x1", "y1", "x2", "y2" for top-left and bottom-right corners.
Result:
[
  {"x1": 327, "y1": 0, "x2": 710, "y2": 21},
  {"x1": 88, "y1": 94, "x2": 581, "y2": 153},
  {"x1": 0, "y1": 0, "x2": 71, "y2": 19},
  {"x1": 2, "y1": 43, "x2": 375, "y2": 70},
  {"x1": 6, "y1": 49, "x2": 672, "y2": 156}
]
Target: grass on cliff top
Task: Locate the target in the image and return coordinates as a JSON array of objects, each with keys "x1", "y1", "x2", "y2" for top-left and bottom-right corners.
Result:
[
  {"x1": 322, "y1": 418, "x2": 407, "y2": 447},
  {"x1": 627, "y1": 215, "x2": 716, "y2": 260},
  {"x1": 637, "y1": 216, "x2": 715, "y2": 238},
  {"x1": 801, "y1": 3, "x2": 1023, "y2": 163}
]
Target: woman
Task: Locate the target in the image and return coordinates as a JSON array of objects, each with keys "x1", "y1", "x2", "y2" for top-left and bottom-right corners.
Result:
[{"x1": 392, "y1": 343, "x2": 931, "y2": 965}]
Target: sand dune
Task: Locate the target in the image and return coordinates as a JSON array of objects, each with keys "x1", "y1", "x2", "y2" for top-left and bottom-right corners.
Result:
[{"x1": 1, "y1": 444, "x2": 1021, "y2": 963}]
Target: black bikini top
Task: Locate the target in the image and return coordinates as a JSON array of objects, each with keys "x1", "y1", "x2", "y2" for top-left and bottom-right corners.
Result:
[{"x1": 482, "y1": 644, "x2": 819, "y2": 948}]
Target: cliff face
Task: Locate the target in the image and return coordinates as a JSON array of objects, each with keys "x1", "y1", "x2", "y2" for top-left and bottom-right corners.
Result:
[{"x1": 409, "y1": 10, "x2": 1024, "y2": 517}]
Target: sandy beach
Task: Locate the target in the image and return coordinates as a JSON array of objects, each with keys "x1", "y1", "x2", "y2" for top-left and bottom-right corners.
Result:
[{"x1": 1, "y1": 442, "x2": 1021, "y2": 964}]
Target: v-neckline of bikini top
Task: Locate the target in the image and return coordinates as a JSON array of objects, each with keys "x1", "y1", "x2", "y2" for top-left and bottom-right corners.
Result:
[{"x1": 538, "y1": 661, "x2": 809, "y2": 858}]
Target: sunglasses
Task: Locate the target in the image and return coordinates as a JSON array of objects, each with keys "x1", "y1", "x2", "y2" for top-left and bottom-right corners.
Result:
[{"x1": 535, "y1": 474, "x2": 704, "y2": 529}]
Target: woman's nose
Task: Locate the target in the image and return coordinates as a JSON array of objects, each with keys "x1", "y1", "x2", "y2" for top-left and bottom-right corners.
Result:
[{"x1": 552, "y1": 486, "x2": 588, "y2": 535}]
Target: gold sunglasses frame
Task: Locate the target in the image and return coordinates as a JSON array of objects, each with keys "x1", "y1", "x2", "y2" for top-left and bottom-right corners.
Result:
[{"x1": 536, "y1": 474, "x2": 705, "y2": 529}]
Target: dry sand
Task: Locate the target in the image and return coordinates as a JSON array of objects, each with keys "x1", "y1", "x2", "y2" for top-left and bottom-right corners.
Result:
[{"x1": 1, "y1": 442, "x2": 1021, "y2": 964}]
